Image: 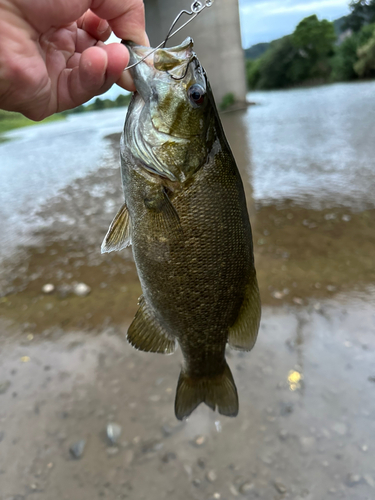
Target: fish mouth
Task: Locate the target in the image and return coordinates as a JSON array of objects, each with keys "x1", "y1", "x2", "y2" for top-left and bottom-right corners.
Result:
[{"x1": 124, "y1": 38, "x2": 196, "y2": 100}]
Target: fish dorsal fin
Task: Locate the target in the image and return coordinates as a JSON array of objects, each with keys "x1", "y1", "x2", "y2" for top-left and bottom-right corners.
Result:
[
  {"x1": 101, "y1": 202, "x2": 132, "y2": 254},
  {"x1": 127, "y1": 296, "x2": 176, "y2": 354},
  {"x1": 228, "y1": 274, "x2": 261, "y2": 351}
]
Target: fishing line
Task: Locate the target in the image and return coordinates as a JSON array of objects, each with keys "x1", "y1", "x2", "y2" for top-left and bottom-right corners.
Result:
[{"x1": 122, "y1": 0, "x2": 214, "y2": 71}]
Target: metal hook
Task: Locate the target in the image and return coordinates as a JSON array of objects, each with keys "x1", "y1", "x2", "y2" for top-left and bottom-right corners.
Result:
[{"x1": 122, "y1": 1, "x2": 214, "y2": 72}]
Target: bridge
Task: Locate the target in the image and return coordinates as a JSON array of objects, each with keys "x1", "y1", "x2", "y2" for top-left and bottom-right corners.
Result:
[{"x1": 144, "y1": 0, "x2": 247, "y2": 106}]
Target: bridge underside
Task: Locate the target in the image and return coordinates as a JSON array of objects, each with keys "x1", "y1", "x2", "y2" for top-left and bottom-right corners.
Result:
[{"x1": 144, "y1": 0, "x2": 247, "y2": 105}]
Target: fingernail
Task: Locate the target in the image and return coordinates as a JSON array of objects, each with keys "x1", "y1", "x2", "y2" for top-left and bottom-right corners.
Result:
[{"x1": 98, "y1": 19, "x2": 109, "y2": 34}]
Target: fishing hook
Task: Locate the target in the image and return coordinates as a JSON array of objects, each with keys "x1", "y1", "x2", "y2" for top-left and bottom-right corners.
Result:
[{"x1": 122, "y1": 0, "x2": 214, "y2": 72}]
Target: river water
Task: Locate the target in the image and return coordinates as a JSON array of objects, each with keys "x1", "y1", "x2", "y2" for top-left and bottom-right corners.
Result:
[{"x1": 0, "y1": 82, "x2": 375, "y2": 500}]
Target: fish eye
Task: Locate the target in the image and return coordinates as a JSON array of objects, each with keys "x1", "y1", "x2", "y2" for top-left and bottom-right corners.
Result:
[{"x1": 188, "y1": 84, "x2": 206, "y2": 107}]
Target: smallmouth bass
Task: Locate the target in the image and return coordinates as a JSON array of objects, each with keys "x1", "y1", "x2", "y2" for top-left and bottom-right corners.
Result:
[{"x1": 102, "y1": 38, "x2": 261, "y2": 420}]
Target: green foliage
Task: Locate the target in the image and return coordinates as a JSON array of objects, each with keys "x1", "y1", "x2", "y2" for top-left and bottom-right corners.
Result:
[
  {"x1": 68, "y1": 93, "x2": 132, "y2": 114},
  {"x1": 219, "y1": 93, "x2": 236, "y2": 111},
  {"x1": 0, "y1": 110, "x2": 64, "y2": 134},
  {"x1": 246, "y1": 59, "x2": 261, "y2": 89},
  {"x1": 255, "y1": 36, "x2": 297, "y2": 89},
  {"x1": 354, "y1": 26, "x2": 375, "y2": 76},
  {"x1": 343, "y1": 0, "x2": 375, "y2": 33},
  {"x1": 244, "y1": 43, "x2": 270, "y2": 60},
  {"x1": 331, "y1": 35, "x2": 359, "y2": 81},
  {"x1": 245, "y1": 12, "x2": 375, "y2": 91}
]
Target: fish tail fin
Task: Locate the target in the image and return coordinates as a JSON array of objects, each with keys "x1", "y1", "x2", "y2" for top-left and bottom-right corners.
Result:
[{"x1": 174, "y1": 362, "x2": 238, "y2": 420}]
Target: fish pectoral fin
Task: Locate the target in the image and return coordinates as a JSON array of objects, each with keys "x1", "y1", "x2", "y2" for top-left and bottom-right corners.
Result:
[
  {"x1": 144, "y1": 188, "x2": 183, "y2": 240},
  {"x1": 175, "y1": 362, "x2": 238, "y2": 421},
  {"x1": 228, "y1": 274, "x2": 261, "y2": 351},
  {"x1": 101, "y1": 202, "x2": 132, "y2": 254},
  {"x1": 127, "y1": 296, "x2": 176, "y2": 354}
]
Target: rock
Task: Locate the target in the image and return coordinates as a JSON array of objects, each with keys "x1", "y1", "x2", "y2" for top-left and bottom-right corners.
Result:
[
  {"x1": 331, "y1": 422, "x2": 348, "y2": 436},
  {"x1": 106, "y1": 423, "x2": 122, "y2": 445},
  {"x1": 192, "y1": 478, "x2": 201, "y2": 487},
  {"x1": 229, "y1": 484, "x2": 239, "y2": 496},
  {"x1": 299, "y1": 436, "x2": 316, "y2": 454},
  {"x1": 346, "y1": 473, "x2": 362, "y2": 487},
  {"x1": 161, "y1": 452, "x2": 176, "y2": 463},
  {"x1": 239, "y1": 482, "x2": 254, "y2": 494},
  {"x1": 342, "y1": 215, "x2": 351, "y2": 222},
  {"x1": 42, "y1": 284, "x2": 55, "y2": 294},
  {"x1": 73, "y1": 283, "x2": 91, "y2": 297},
  {"x1": 274, "y1": 481, "x2": 287, "y2": 494},
  {"x1": 279, "y1": 429, "x2": 288, "y2": 441},
  {"x1": 191, "y1": 435, "x2": 206, "y2": 447},
  {"x1": 197, "y1": 457, "x2": 206, "y2": 469},
  {"x1": 364, "y1": 474, "x2": 375, "y2": 488},
  {"x1": 206, "y1": 470, "x2": 217, "y2": 482},
  {"x1": 106, "y1": 447, "x2": 119, "y2": 456},
  {"x1": 0, "y1": 380, "x2": 11, "y2": 395},
  {"x1": 368, "y1": 376, "x2": 375, "y2": 383},
  {"x1": 280, "y1": 402, "x2": 293, "y2": 415},
  {"x1": 69, "y1": 439, "x2": 86, "y2": 459}
]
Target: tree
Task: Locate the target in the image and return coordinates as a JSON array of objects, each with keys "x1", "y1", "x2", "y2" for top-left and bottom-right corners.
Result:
[
  {"x1": 331, "y1": 36, "x2": 359, "y2": 81},
  {"x1": 292, "y1": 15, "x2": 336, "y2": 67},
  {"x1": 354, "y1": 24, "x2": 375, "y2": 76},
  {"x1": 256, "y1": 36, "x2": 297, "y2": 89},
  {"x1": 343, "y1": 0, "x2": 375, "y2": 33}
]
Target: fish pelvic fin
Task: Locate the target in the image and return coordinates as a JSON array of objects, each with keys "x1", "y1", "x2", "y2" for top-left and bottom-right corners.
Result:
[
  {"x1": 101, "y1": 202, "x2": 132, "y2": 254},
  {"x1": 228, "y1": 273, "x2": 261, "y2": 351},
  {"x1": 174, "y1": 362, "x2": 238, "y2": 421},
  {"x1": 127, "y1": 296, "x2": 176, "y2": 354}
]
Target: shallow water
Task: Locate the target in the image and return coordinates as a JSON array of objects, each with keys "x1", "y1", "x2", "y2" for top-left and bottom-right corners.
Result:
[{"x1": 0, "y1": 83, "x2": 375, "y2": 500}]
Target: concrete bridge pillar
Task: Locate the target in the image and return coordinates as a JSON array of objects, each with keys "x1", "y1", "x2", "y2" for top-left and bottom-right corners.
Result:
[{"x1": 144, "y1": 0, "x2": 247, "y2": 106}]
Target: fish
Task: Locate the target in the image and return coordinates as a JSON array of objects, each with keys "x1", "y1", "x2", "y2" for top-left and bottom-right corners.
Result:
[{"x1": 102, "y1": 37, "x2": 261, "y2": 420}]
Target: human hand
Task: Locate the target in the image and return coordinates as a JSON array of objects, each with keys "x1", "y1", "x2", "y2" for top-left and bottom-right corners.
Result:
[{"x1": 0, "y1": 0, "x2": 148, "y2": 120}]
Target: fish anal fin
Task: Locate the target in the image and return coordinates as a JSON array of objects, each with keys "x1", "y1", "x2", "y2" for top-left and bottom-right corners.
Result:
[
  {"x1": 127, "y1": 296, "x2": 176, "y2": 354},
  {"x1": 228, "y1": 274, "x2": 261, "y2": 351},
  {"x1": 101, "y1": 202, "x2": 131, "y2": 254},
  {"x1": 175, "y1": 362, "x2": 238, "y2": 420}
]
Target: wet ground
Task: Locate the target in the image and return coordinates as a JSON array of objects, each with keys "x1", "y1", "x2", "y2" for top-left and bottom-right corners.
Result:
[{"x1": 1, "y1": 83, "x2": 375, "y2": 499}]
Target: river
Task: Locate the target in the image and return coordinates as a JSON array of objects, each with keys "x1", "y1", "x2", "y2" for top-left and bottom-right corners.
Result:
[{"x1": 0, "y1": 82, "x2": 375, "y2": 500}]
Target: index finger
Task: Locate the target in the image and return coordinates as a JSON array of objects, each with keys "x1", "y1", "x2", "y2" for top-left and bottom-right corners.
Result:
[{"x1": 91, "y1": 0, "x2": 148, "y2": 45}]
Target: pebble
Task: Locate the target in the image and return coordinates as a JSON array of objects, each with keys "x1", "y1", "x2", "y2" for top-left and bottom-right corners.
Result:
[
  {"x1": 191, "y1": 435, "x2": 206, "y2": 447},
  {"x1": 0, "y1": 380, "x2": 11, "y2": 395},
  {"x1": 69, "y1": 439, "x2": 86, "y2": 459},
  {"x1": 364, "y1": 474, "x2": 375, "y2": 488},
  {"x1": 346, "y1": 473, "x2": 362, "y2": 487},
  {"x1": 274, "y1": 482, "x2": 287, "y2": 494},
  {"x1": 342, "y1": 215, "x2": 351, "y2": 222},
  {"x1": 206, "y1": 470, "x2": 217, "y2": 482},
  {"x1": 279, "y1": 429, "x2": 288, "y2": 441},
  {"x1": 161, "y1": 452, "x2": 177, "y2": 463},
  {"x1": 229, "y1": 484, "x2": 239, "y2": 496},
  {"x1": 331, "y1": 422, "x2": 348, "y2": 436},
  {"x1": 106, "y1": 423, "x2": 122, "y2": 445},
  {"x1": 192, "y1": 478, "x2": 201, "y2": 487},
  {"x1": 197, "y1": 457, "x2": 206, "y2": 469},
  {"x1": 73, "y1": 283, "x2": 91, "y2": 297},
  {"x1": 280, "y1": 402, "x2": 294, "y2": 415},
  {"x1": 239, "y1": 482, "x2": 254, "y2": 494},
  {"x1": 42, "y1": 284, "x2": 55, "y2": 294},
  {"x1": 106, "y1": 447, "x2": 119, "y2": 456},
  {"x1": 299, "y1": 436, "x2": 316, "y2": 454}
]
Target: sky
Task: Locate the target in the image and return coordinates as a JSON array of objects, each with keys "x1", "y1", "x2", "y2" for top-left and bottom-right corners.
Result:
[
  {"x1": 100, "y1": 0, "x2": 352, "y2": 101},
  {"x1": 239, "y1": 0, "x2": 351, "y2": 48}
]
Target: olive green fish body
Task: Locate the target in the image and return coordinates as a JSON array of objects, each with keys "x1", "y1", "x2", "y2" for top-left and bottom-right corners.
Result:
[{"x1": 102, "y1": 38, "x2": 261, "y2": 419}]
